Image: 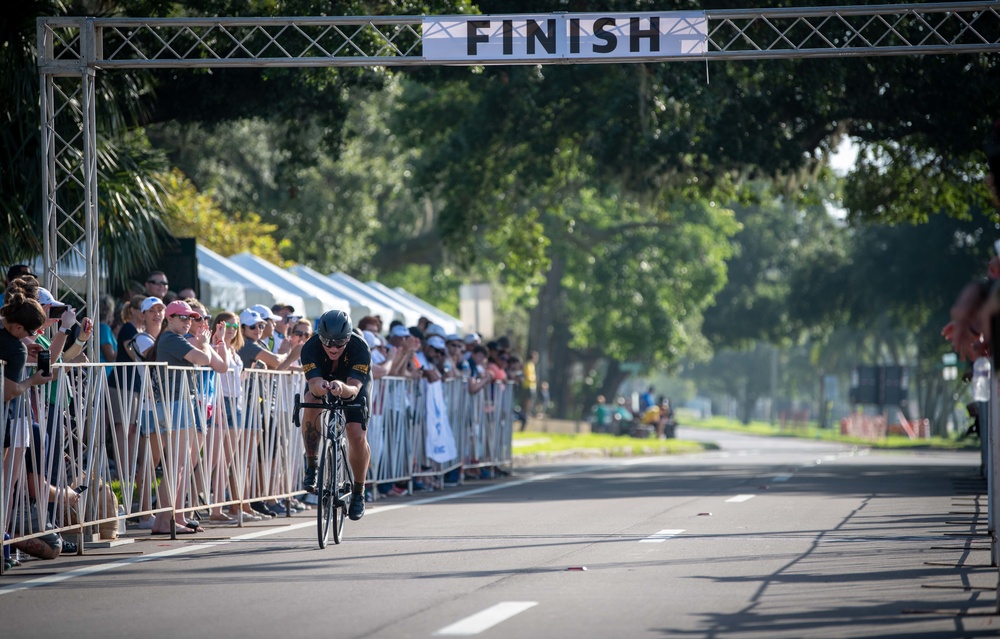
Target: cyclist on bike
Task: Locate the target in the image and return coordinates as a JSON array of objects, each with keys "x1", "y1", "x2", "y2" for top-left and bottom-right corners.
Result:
[{"x1": 300, "y1": 309, "x2": 371, "y2": 521}]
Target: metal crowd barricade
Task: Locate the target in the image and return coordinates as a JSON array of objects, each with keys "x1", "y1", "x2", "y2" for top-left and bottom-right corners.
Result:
[
  {"x1": 368, "y1": 377, "x2": 416, "y2": 497},
  {"x1": 0, "y1": 361, "x2": 6, "y2": 574},
  {"x1": 461, "y1": 381, "x2": 515, "y2": 477},
  {"x1": 989, "y1": 367, "x2": 999, "y2": 584},
  {"x1": 3, "y1": 361, "x2": 515, "y2": 567},
  {"x1": 1, "y1": 360, "x2": 150, "y2": 569}
]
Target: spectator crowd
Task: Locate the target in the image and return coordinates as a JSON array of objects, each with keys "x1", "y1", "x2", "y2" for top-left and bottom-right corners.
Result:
[{"x1": 2, "y1": 267, "x2": 535, "y2": 571}]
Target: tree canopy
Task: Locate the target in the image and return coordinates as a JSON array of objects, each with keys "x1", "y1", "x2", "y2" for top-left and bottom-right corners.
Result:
[{"x1": 5, "y1": 0, "x2": 999, "y2": 420}]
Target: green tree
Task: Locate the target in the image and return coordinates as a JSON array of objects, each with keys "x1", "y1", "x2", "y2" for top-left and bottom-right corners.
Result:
[
  {"x1": 2, "y1": 1, "x2": 171, "y2": 289},
  {"x1": 159, "y1": 168, "x2": 289, "y2": 264},
  {"x1": 788, "y1": 209, "x2": 994, "y2": 433},
  {"x1": 702, "y1": 181, "x2": 845, "y2": 349}
]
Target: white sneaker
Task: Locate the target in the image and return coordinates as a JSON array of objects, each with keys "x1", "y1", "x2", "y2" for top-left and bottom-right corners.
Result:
[{"x1": 228, "y1": 512, "x2": 255, "y2": 522}]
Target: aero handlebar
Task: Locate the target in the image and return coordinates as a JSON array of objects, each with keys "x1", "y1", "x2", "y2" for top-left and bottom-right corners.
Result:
[{"x1": 292, "y1": 392, "x2": 365, "y2": 428}]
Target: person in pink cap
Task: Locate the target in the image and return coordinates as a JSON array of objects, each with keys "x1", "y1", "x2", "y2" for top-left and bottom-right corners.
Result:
[{"x1": 141, "y1": 299, "x2": 228, "y2": 535}]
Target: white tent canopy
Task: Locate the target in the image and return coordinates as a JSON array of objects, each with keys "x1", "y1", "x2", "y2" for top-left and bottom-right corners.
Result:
[
  {"x1": 368, "y1": 281, "x2": 463, "y2": 334},
  {"x1": 229, "y1": 252, "x2": 349, "y2": 320},
  {"x1": 196, "y1": 246, "x2": 305, "y2": 313},
  {"x1": 327, "y1": 272, "x2": 422, "y2": 327},
  {"x1": 288, "y1": 265, "x2": 398, "y2": 325},
  {"x1": 198, "y1": 263, "x2": 246, "y2": 312}
]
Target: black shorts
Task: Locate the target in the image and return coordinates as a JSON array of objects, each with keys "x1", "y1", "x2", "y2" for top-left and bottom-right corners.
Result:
[{"x1": 306, "y1": 378, "x2": 371, "y2": 430}]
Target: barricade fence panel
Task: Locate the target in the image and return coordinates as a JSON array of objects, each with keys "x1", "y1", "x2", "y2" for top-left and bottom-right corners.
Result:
[{"x1": 3, "y1": 362, "x2": 514, "y2": 558}]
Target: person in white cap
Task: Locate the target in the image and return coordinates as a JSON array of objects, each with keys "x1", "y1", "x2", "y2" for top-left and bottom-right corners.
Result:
[
  {"x1": 247, "y1": 304, "x2": 279, "y2": 350},
  {"x1": 130, "y1": 297, "x2": 165, "y2": 362},
  {"x1": 31, "y1": 286, "x2": 93, "y2": 365},
  {"x1": 463, "y1": 332, "x2": 481, "y2": 355},
  {"x1": 362, "y1": 330, "x2": 392, "y2": 378},
  {"x1": 385, "y1": 323, "x2": 418, "y2": 378},
  {"x1": 421, "y1": 335, "x2": 447, "y2": 382},
  {"x1": 425, "y1": 323, "x2": 447, "y2": 339},
  {"x1": 237, "y1": 308, "x2": 302, "y2": 371},
  {"x1": 445, "y1": 333, "x2": 469, "y2": 379},
  {"x1": 269, "y1": 302, "x2": 300, "y2": 355}
]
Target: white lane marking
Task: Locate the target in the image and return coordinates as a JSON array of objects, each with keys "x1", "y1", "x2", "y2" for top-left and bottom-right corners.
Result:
[
  {"x1": 771, "y1": 474, "x2": 792, "y2": 482},
  {"x1": 0, "y1": 461, "x2": 631, "y2": 596},
  {"x1": 726, "y1": 494, "x2": 755, "y2": 503},
  {"x1": 0, "y1": 543, "x2": 219, "y2": 594},
  {"x1": 639, "y1": 529, "x2": 685, "y2": 543},
  {"x1": 434, "y1": 602, "x2": 538, "y2": 636}
]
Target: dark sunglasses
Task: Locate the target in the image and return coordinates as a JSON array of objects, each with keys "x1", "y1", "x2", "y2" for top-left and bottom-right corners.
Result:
[
  {"x1": 191, "y1": 316, "x2": 206, "y2": 322},
  {"x1": 147, "y1": 279, "x2": 168, "y2": 286},
  {"x1": 171, "y1": 314, "x2": 194, "y2": 321},
  {"x1": 293, "y1": 331, "x2": 310, "y2": 338},
  {"x1": 320, "y1": 336, "x2": 350, "y2": 348}
]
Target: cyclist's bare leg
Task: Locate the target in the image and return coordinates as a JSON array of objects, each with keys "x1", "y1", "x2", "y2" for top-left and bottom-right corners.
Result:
[
  {"x1": 345, "y1": 421, "x2": 370, "y2": 489},
  {"x1": 300, "y1": 406, "x2": 324, "y2": 491},
  {"x1": 301, "y1": 406, "x2": 323, "y2": 458}
]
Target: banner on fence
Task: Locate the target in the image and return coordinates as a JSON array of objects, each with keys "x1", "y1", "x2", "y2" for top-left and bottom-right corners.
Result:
[{"x1": 425, "y1": 381, "x2": 458, "y2": 463}]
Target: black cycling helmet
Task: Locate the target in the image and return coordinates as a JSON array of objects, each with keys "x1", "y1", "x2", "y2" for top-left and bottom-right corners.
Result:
[{"x1": 317, "y1": 309, "x2": 352, "y2": 347}]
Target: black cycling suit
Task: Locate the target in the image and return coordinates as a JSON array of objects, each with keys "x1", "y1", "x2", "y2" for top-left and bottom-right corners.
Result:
[{"x1": 299, "y1": 328, "x2": 372, "y2": 428}]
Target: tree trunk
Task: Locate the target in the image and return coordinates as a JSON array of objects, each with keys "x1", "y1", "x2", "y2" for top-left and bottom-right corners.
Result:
[
  {"x1": 528, "y1": 254, "x2": 567, "y2": 416},
  {"x1": 550, "y1": 315, "x2": 575, "y2": 419},
  {"x1": 599, "y1": 360, "x2": 628, "y2": 407},
  {"x1": 741, "y1": 375, "x2": 757, "y2": 424}
]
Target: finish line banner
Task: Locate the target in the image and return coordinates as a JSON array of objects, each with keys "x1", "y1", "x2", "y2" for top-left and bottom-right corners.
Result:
[{"x1": 422, "y1": 12, "x2": 707, "y2": 63}]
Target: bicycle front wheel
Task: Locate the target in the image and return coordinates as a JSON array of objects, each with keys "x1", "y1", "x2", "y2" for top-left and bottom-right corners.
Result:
[
  {"x1": 331, "y1": 436, "x2": 352, "y2": 545},
  {"x1": 317, "y1": 437, "x2": 336, "y2": 549}
]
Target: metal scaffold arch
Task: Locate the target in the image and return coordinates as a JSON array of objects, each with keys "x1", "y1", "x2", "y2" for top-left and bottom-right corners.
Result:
[{"x1": 36, "y1": 2, "x2": 1000, "y2": 335}]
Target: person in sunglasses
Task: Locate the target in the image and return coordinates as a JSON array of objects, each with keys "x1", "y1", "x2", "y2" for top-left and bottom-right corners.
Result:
[
  {"x1": 143, "y1": 271, "x2": 169, "y2": 299},
  {"x1": 284, "y1": 318, "x2": 313, "y2": 369},
  {"x1": 237, "y1": 309, "x2": 302, "y2": 370},
  {"x1": 299, "y1": 309, "x2": 371, "y2": 521}
]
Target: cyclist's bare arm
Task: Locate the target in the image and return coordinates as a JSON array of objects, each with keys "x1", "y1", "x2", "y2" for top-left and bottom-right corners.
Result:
[{"x1": 307, "y1": 377, "x2": 361, "y2": 400}]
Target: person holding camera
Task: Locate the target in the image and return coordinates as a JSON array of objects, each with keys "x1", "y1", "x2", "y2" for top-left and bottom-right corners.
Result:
[
  {"x1": 1, "y1": 281, "x2": 80, "y2": 566},
  {"x1": 1, "y1": 281, "x2": 52, "y2": 403},
  {"x1": 33, "y1": 286, "x2": 94, "y2": 365}
]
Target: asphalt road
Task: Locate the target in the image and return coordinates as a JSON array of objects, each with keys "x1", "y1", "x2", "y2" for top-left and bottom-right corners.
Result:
[{"x1": 3, "y1": 428, "x2": 997, "y2": 639}]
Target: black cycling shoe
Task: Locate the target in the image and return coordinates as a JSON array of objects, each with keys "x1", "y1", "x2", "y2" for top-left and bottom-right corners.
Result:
[
  {"x1": 348, "y1": 493, "x2": 365, "y2": 521},
  {"x1": 302, "y1": 465, "x2": 318, "y2": 494}
]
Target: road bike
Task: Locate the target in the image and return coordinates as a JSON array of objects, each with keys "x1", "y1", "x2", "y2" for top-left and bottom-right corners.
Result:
[{"x1": 293, "y1": 393, "x2": 362, "y2": 548}]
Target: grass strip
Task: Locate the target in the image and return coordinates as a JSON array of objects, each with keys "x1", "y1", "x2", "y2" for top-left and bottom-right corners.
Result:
[
  {"x1": 683, "y1": 416, "x2": 979, "y2": 450},
  {"x1": 512, "y1": 431, "x2": 714, "y2": 457}
]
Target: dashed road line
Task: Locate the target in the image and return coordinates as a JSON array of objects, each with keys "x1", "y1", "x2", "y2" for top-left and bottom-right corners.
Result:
[
  {"x1": 434, "y1": 602, "x2": 538, "y2": 636},
  {"x1": 771, "y1": 474, "x2": 793, "y2": 482},
  {"x1": 639, "y1": 529, "x2": 685, "y2": 543},
  {"x1": 725, "y1": 494, "x2": 755, "y2": 503}
]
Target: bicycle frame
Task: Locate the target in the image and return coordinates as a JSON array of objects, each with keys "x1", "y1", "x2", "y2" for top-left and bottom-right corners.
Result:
[{"x1": 293, "y1": 392, "x2": 365, "y2": 548}]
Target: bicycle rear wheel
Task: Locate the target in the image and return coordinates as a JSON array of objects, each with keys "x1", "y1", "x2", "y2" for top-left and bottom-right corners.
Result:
[
  {"x1": 331, "y1": 436, "x2": 351, "y2": 544},
  {"x1": 317, "y1": 437, "x2": 336, "y2": 549}
]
